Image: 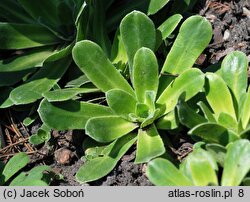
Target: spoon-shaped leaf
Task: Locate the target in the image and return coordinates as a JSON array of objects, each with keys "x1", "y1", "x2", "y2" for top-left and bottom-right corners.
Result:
[
  {"x1": 221, "y1": 51, "x2": 248, "y2": 104},
  {"x1": 76, "y1": 133, "x2": 137, "y2": 183},
  {"x1": 120, "y1": 11, "x2": 156, "y2": 78},
  {"x1": 106, "y1": 89, "x2": 137, "y2": 119},
  {"x1": 205, "y1": 73, "x2": 236, "y2": 120},
  {"x1": 38, "y1": 99, "x2": 113, "y2": 130},
  {"x1": 86, "y1": 116, "x2": 138, "y2": 143},
  {"x1": 161, "y1": 16, "x2": 212, "y2": 74},
  {"x1": 133, "y1": 47, "x2": 158, "y2": 104},
  {"x1": 157, "y1": 68, "x2": 204, "y2": 115},
  {"x1": 221, "y1": 140, "x2": 250, "y2": 186},
  {"x1": 147, "y1": 158, "x2": 193, "y2": 186},
  {"x1": 135, "y1": 124, "x2": 165, "y2": 163},
  {"x1": 73, "y1": 40, "x2": 134, "y2": 95}
]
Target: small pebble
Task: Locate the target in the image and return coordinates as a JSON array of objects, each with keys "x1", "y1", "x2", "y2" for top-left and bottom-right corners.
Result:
[
  {"x1": 223, "y1": 29, "x2": 230, "y2": 41},
  {"x1": 55, "y1": 148, "x2": 73, "y2": 165}
]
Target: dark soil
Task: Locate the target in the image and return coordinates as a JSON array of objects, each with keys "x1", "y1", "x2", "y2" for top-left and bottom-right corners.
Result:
[
  {"x1": 196, "y1": 0, "x2": 250, "y2": 65},
  {"x1": 0, "y1": 0, "x2": 249, "y2": 186}
]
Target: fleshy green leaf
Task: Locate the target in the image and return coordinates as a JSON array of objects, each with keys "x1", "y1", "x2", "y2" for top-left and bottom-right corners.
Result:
[
  {"x1": 135, "y1": 124, "x2": 165, "y2": 163},
  {"x1": 158, "y1": 14, "x2": 183, "y2": 40},
  {"x1": 221, "y1": 51, "x2": 248, "y2": 104},
  {"x1": 221, "y1": 140, "x2": 250, "y2": 186},
  {"x1": 38, "y1": 99, "x2": 113, "y2": 130},
  {"x1": 147, "y1": 158, "x2": 193, "y2": 186},
  {"x1": 133, "y1": 47, "x2": 158, "y2": 103},
  {"x1": 205, "y1": 73, "x2": 236, "y2": 120},
  {"x1": 76, "y1": 133, "x2": 137, "y2": 183},
  {"x1": 85, "y1": 116, "x2": 138, "y2": 143},
  {"x1": 0, "y1": 47, "x2": 54, "y2": 86},
  {"x1": 148, "y1": 0, "x2": 170, "y2": 15},
  {"x1": 157, "y1": 68, "x2": 205, "y2": 115},
  {"x1": 0, "y1": 153, "x2": 29, "y2": 185},
  {"x1": 120, "y1": 11, "x2": 156, "y2": 77},
  {"x1": 106, "y1": 89, "x2": 137, "y2": 119},
  {"x1": 72, "y1": 40, "x2": 134, "y2": 95},
  {"x1": 161, "y1": 16, "x2": 212, "y2": 74},
  {"x1": 188, "y1": 123, "x2": 239, "y2": 146},
  {"x1": 181, "y1": 148, "x2": 218, "y2": 186},
  {"x1": 0, "y1": 23, "x2": 60, "y2": 49}
]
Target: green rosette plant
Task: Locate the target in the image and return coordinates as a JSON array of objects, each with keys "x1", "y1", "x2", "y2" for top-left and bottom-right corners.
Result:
[
  {"x1": 147, "y1": 139, "x2": 250, "y2": 186},
  {"x1": 0, "y1": 0, "x2": 196, "y2": 145},
  {"x1": 177, "y1": 51, "x2": 250, "y2": 146},
  {"x1": 38, "y1": 11, "x2": 212, "y2": 183}
]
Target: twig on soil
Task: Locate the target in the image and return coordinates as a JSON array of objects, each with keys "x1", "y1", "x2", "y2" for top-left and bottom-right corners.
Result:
[
  {"x1": 0, "y1": 137, "x2": 30, "y2": 153},
  {"x1": 7, "y1": 110, "x2": 34, "y2": 152},
  {"x1": 0, "y1": 110, "x2": 38, "y2": 162}
]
